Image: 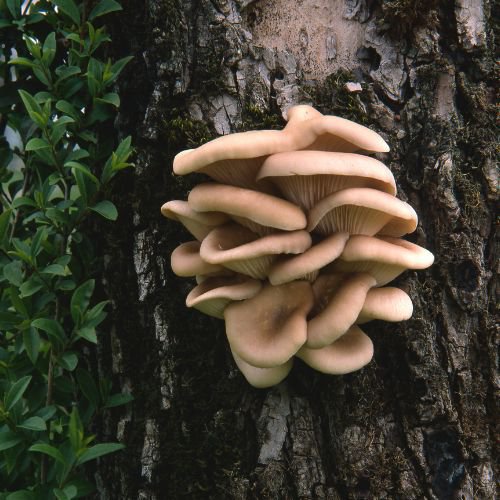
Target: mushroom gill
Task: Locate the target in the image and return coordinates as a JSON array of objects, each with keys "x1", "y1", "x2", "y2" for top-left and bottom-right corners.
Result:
[
  {"x1": 257, "y1": 151, "x2": 396, "y2": 210},
  {"x1": 200, "y1": 223, "x2": 312, "y2": 279}
]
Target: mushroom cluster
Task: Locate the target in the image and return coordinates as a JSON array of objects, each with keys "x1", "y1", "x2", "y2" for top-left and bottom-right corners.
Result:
[{"x1": 162, "y1": 105, "x2": 434, "y2": 388}]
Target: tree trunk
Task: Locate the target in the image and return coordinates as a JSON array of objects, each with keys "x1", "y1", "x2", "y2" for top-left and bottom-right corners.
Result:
[{"x1": 96, "y1": 1, "x2": 497, "y2": 498}]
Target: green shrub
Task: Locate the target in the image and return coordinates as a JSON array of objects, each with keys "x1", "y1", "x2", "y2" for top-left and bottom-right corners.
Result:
[{"x1": 0, "y1": 1, "x2": 133, "y2": 497}]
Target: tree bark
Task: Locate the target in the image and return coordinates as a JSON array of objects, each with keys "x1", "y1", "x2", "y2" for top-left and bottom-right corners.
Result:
[{"x1": 96, "y1": 1, "x2": 497, "y2": 498}]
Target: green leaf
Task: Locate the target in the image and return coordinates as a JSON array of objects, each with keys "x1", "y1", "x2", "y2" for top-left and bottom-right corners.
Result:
[
  {"x1": 18, "y1": 416, "x2": 47, "y2": 431},
  {"x1": 20, "y1": 278, "x2": 44, "y2": 297},
  {"x1": 42, "y1": 32, "x2": 56, "y2": 65},
  {"x1": 95, "y1": 92, "x2": 120, "y2": 107},
  {"x1": 18, "y1": 90, "x2": 46, "y2": 128},
  {"x1": 88, "y1": 0, "x2": 122, "y2": 20},
  {"x1": 76, "y1": 326, "x2": 97, "y2": 343},
  {"x1": 52, "y1": 0, "x2": 81, "y2": 25},
  {"x1": 104, "y1": 393, "x2": 134, "y2": 408},
  {"x1": 6, "y1": 0, "x2": 21, "y2": 19},
  {"x1": 64, "y1": 161, "x2": 99, "y2": 185},
  {"x1": 76, "y1": 368, "x2": 100, "y2": 407},
  {"x1": 8, "y1": 57, "x2": 36, "y2": 68},
  {"x1": 5, "y1": 375, "x2": 32, "y2": 410},
  {"x1": 12, "y1": 196, "x2": 37, "y2": 208},
  {"x1": 69, "y1": 406, "x2": 83, "y2": 452},
  {"x1": 0, "y1": 209, "x2": 12, "y2": 242},
  {"x1": 3, "y1": 260, "x2": 23, "y2": 286},
  {"x1": 56, "y1": 100, "x2": 80, "y2": 121},
  {"x1": 31, "y1": 226, "x2": 48, "y2": 258},
  {"x1": 54, "y1": 486, "x2": 77, "y2": 500},
  {"x1": 90, "y1": 200, "x2": 117, "y2": 220},
  {"x1": 36, "y1": 405, "x2": 57, "y2": 421},
  {"x1": 41, "y1": 263, "x2": 66, "y2": 275},
  {"x1": 31, "y1": 318, "x2": 66, "y2": 348},
  {"x1": 29, "y1": 443, "x2": 66, "y2": 464},
  {"x1": 71, "y1": 279, "x2": 94, "y2": 325},
  {"x1": 108, "y1": 56, "x2": 133, "y2": 85},
  {"x1": 59, "y1": 352, "x2": 78, "y2": 371},
  {"x1": 76, "y1": 442, "x2": 124, "y2": 466},
  {"x1": 55, "y1": 65, "x2": 81, "y2": 82},
  {"x1": 23, "y1": 327, "x2": 41, "y2": 363},
  {"x1": 25, "y1": 137, "x2": 50, "y2": 151},
  {"x1": 6, "y1": 492, "x2": 35, "y2": 500},
  {"x1": 0, "y1": 430, "x2": 23, "y2": 451}
]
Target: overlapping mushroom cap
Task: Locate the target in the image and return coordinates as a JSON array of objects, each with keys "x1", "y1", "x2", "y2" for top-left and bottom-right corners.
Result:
[{"x1": 162, "y1": 104, "x2": 433, "y2": 388}]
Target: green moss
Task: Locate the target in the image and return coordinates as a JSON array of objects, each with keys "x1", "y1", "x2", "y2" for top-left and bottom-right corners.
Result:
[
  {"x1": 239, "y1": 103, "x2": 284, "y2": 131},
  {"x1": 375, "y1": 0, "x2": 440, "y2": 37},
  {"x1": 302, "y1": 70, "x2": 370, "y2": 124}
]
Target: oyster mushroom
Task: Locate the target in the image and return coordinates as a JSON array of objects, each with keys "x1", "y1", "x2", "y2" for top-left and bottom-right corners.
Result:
[
  {"x1": 200, "y1": 223, "x2": 312, "y2": 279},
  {"x1": 186, "y1": 274, "x2": 262, "y2": 319},
  {"x1": 268, "y1": 232, "x2": 350, "y2": 285},
  {"x1": 330, "y1": 235, "x2": 435, "y2": 286},
  {"x1": 257, "y1": 151, "x2": 396, "y2": 210},
  {"x1": 231, "y1": 351, "x2": 293, "y2": 388},
  {"x1": 161, "y1": 200, "x2": 229, "y2": 241},
  {"x1": 306, "y1": 273, "x2": 376, "y2": 348},
  {"x1": 188, "y1": 183, "x2": 306, "y2": 236},
  {"x1": 357, "y1": 287, "x2": 413, "y2": 323},
  {"x1": 173, "y1": 105, "x2": 389, "y2": 190},
  {"x1": 307, "y1": 187, "x2": 418, "y2": 237},
  {"x1": 224, "y1": 281, "x2": 314, "y2": 368},
  {"x1": 297, "y1": 325, "x2": 374, "y2": 374},
  {"x1": 171, "y1": 241, "x2": 225, "y2": 277}
]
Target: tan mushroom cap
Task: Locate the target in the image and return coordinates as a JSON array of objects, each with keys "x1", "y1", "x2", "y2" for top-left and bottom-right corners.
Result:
[
  {"x1": 330, "y1": 235, "x2": 435, "y2": 286},
  {"x1": 231, "y1": 351, "x2": 293, "y2": 388},
  {"x1": 297, "y1": 325, "x2": 374, "y2": 374},
  {"x1": 173, "y1": 106, "x2": 389, "y2": 189},
  {"x1": 357, "y1": 287, "x2": 413, "y2": 324},
  {"x1": 200, "y1": 223, "x2": 312, "y2": 279},
  {"x1": 224, "y1": 281, "x2": 314, "y2": 368},
  {"x1": 268, "y1": 232, "x2": 350, "y2": 285},
  {"x1": 188, "y1": 183, "x2": 306, "y2": 235},
  {"x1": 186, "y1": 275, "x2": 262, "y2": 319},
  {"x1": 306, "y1": 273, "x2": 376, "y2": 348},
  {"x1": 285, "y1": 104, "x2": 323, "y2": 122},
  {"x1": 171, "y1": 241, "x2": 225, "y2": 277},
  {"x1": 161, "y1": 200, "x2": 229, "y2": 241},
  {"x1": 257, "y1": 151, "x2": 396, "y2": 210},
  {"x1": 307, "y1": 187, "x2": 418, "y2": 237}
]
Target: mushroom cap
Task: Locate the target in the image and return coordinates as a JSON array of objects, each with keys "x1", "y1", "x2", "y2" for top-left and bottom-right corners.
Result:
[
  {"x1": 231, "y1": 351, "x2": 293, "y2": 388},
  {"x1": 257, "y1": 151, "x2": 396, "y2": 210},
  {"x1": 306, "y1": 273, "x2": 376, "y2": 348},
  {"x1": 297, "y1": 325, "x2": 374, "y2": 374},
  {"x1": 268, "y1": 232, "x2": 350, "y2": 285},
  {"x1": 357, "y1": 287, "x2": 413, "y2": 324},
  {"x1": 285, "y1": 104, "x2": 323, "y2": 122},
  {"x1": 298, "y1": 115, "x2": 389, "y2": 153},
  {"x1": 307, "y1": 187, "x2": 418, "y2": 237},
  {"x1": 171, "y1": 241, "x2": 225, "y2": 277},
  {"x1": 173, "y1": 106, "x2": 389, "y2": 188},
  {"x1": 224, "y1": 281, "x2": 314, "y2": 368},
  {"x1": 161, "y1": 200, "x2": 229, "y2": 241},
  {"x1": 188, "y1": 183, "x2": 306, "y2": 235},
  {"x1": 186, "y1": 274, "x2": 262, "y2": 319},
  {"x1": 330, "y1": 235, "x2": 435, "y2": 286},
  {"x1": 200, "y1": 223, "x2": 312, "y2": 279}
]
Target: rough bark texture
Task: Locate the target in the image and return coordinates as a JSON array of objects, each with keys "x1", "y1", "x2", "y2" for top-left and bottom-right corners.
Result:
[{"x1": 95, "y1": 1, "x2": 497, "y2": 498}]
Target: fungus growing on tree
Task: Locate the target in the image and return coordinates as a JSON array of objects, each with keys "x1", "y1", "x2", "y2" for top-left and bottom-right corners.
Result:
[{"x1": 162, "y1": 104, "x2": 433, "y2": 387}]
